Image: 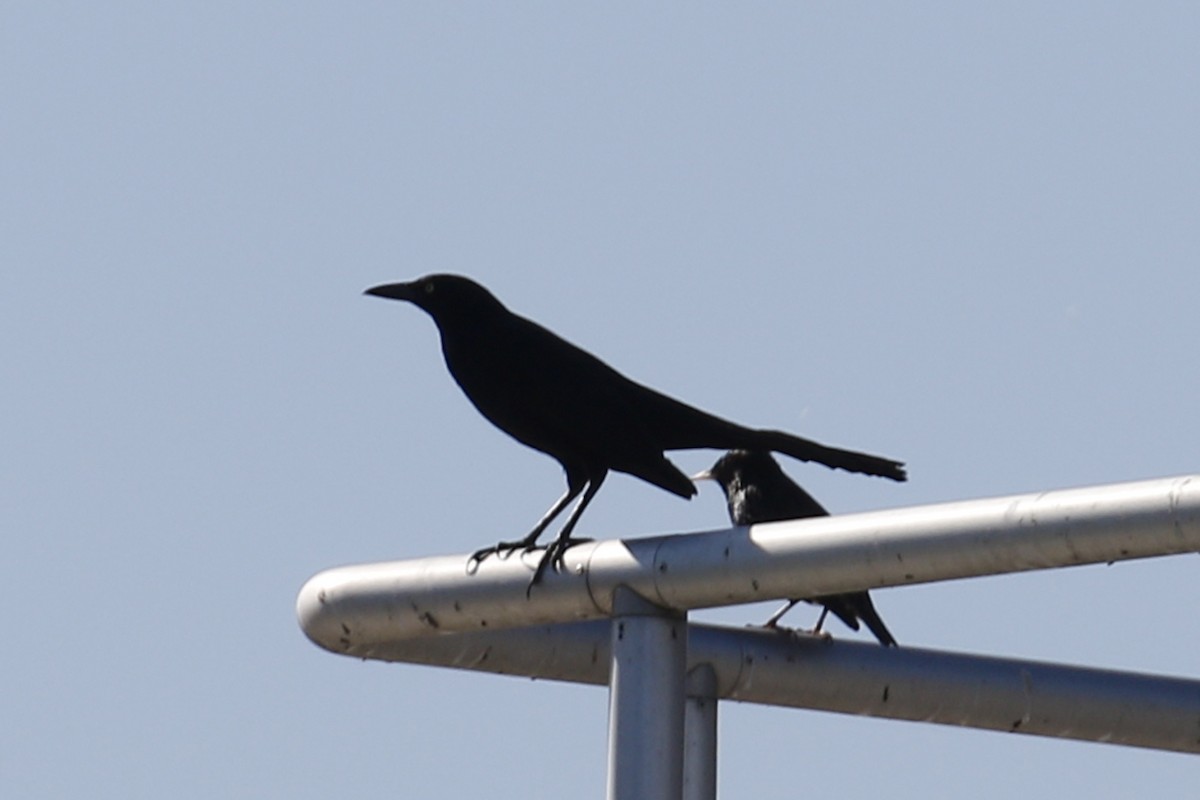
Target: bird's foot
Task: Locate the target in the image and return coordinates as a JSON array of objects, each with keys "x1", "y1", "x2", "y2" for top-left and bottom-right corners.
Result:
[
  {"x1": 760, "y1": 599, "x2": 798, "y2": 629},
  {"x1": 468, "y1": 538, "x2": 543, "y2": 568},
  {"x1": 756, "y1": 618, "x2": 807, "y2": 638},
  {"x1": 761, "y1": 611, "x2": 788, "y2": 630},
  {"x1": 541, "y1": 536, "x2": 593, "y2": 572},
  {"x1": 526, "y1": 549, "x2": 555, "y2": 596},
  {"x1": 524, "y1": 537, "x2": 593, "y2": 594}
]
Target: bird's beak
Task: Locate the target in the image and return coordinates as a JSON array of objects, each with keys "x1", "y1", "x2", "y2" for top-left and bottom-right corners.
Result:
[
  {"x1": 690, "y1": 468, "x2": 714, "y2": 483},
  {"x1": 364, "y1": 281, "x2": 418, "y2": 302}
]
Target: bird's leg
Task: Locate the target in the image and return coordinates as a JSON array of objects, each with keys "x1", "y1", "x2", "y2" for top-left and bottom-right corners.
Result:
[
  {"x1": 468, "y1": 482, "x2": 583, "y2": 567},
  {"x1": 528, "y1": 472, "x2": 607, "y2": 591},
  {"x1": 810, "y1": 606, "x2": 831, "y2": 637},
  {"x1": 763, "y1": 599, "x2": 800, "y2": 629}
]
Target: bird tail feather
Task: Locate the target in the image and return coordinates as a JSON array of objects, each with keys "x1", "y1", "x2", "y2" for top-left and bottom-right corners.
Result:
[
  {"x1": 755, "y1": 429, "x2": 907, "y2": 482},
  {"x1": 626, "y1": 382, "x2": 906, "y2": 481},
  {"x1": 852, "y1": 594, "x2": 898, "y2": 647}
]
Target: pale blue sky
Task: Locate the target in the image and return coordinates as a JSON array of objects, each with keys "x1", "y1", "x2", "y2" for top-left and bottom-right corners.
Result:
[{"x1": 5, "y1": 4, "x2": 1199, "y2": 798}]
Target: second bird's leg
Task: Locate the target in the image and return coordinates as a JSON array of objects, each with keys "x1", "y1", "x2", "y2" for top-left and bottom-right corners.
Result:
[
  {"x1": 763, "y1": 599, "x2": 800, "y2": 629},
  {"x1": 468, "y1": 481, "x2": 583, "y2": 566},
  {"x1": 528, "y1": 471, "x2": 607, "y2": 590},
  {"x1": 810, "y1": 605, "x2": 831, "y2": 635}
]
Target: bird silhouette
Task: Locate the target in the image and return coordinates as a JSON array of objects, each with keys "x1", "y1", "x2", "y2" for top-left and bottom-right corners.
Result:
[
  {"x1": 694, "y1": 449, "x2": 897, "y2": 645},
  {"x1": 366, "y1": 274, "x2": 906, "y2": 588}
]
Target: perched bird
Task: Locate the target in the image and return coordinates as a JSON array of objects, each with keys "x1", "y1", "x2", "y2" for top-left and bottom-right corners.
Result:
[
  {"x1": 693, "y1": 450, "x2": 897, "y2": 646},
  {"x1": 365, "y1": 274, "x2": 906, "y2": 587}
]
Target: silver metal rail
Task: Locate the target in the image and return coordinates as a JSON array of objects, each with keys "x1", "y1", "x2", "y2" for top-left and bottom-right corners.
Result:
[
  {"x1": 300, "y1": 618, "x2": 1200, "y2": 755},
  {"x1": 298, "y1": 475, "x2": 1200, "y2": 644},
  {"x1": 297, "y1": 474, "x2": 1200, "y2": 798}
]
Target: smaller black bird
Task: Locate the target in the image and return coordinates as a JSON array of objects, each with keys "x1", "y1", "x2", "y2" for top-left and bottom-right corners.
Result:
[{"x1": 693, "y1": 450, "x2": 897, "y2": 646}]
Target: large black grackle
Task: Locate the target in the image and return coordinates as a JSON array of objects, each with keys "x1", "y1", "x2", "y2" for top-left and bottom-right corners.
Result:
[
  {"x1": 365, "y1": 274, "x2": 906, "y2": 588},
  {"x1": 693, "y1": 449, "x2": 897, "y2": 645}
]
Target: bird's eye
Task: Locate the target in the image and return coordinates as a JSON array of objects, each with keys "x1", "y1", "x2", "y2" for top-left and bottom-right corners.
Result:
[{"x1": 423, "y1": 281, "x2": 436, "y2": 294}]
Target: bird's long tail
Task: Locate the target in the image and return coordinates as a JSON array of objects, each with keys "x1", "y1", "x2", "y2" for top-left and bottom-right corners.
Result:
[
  {"x1": 629, "y1": 382, "x2": 907, "y2": 481},
  {"x1": 852, "y1": 593, "x2": 898, "y2": 647},
  {"x1": 752, "y1": 428, "x2": 907, "y2": 482},
  {"x1": 811, "y1": 591, "x2": 897, "y2": 647}
]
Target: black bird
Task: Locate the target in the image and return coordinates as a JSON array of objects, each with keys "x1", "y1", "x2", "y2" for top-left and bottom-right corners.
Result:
[
  {"x1": 693, "y1": 450, "x2": 897, "y2": 646},
  {"x1": 365, "y1": 274, "x2": 906, "y2": 587}
]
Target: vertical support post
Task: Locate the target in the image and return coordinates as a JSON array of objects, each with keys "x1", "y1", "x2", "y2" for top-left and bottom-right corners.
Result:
[
  {"x1": 683, "y1": 663, "x2": 718, "y2": 800},
  {"x1": 606, "y1": 586, "x2": 687, "y2": 800}
]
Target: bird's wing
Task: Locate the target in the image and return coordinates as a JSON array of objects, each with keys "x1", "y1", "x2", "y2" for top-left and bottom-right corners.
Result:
[{"x1": 442, "y1": 313, "x2": 696, "y2": 496}]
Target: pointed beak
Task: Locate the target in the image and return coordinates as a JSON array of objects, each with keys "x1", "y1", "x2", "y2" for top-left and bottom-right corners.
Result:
[
  {"x1": 364, "y1": 281, "x2": 418, "y2": 302},
  {"x1": 690, "y1": 468, "x2": 714, "y2": 483}
]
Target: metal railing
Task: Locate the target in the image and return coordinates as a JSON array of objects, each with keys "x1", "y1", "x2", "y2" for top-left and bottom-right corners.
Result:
[{"x1": 297, "y1": 474, "x2": 1200, "y2": 800}]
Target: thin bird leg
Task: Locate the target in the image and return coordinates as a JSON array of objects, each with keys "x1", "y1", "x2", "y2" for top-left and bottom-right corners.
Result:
[
  {"x1": 810, "y1": 605, "x2": 831, "y2": 635},
  {"x1": 469, "y1": 482, "x2": 583, "y2": 566},
  {"x1": 528, "y1": 471, "x2": 607, "y2": 590},
  {"x1": 763, "y1": 599, "x2": 800, "y2": 629}
]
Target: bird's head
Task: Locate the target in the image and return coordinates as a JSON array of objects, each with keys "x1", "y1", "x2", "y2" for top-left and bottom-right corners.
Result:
[
  {"x1": 364, "y1": 274, "x2": 506, "y2": 321},
  {"x1": 691, "y1": 449, "x2": 782, "y2": 490}
]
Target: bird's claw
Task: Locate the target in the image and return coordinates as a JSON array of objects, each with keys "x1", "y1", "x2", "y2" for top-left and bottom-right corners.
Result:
[
  {"x1": 468, "y1": 538, "x2": 543, "y2": 567},
  {"x1": 753, "y1": 618, "x2": 795, "y2": 634},
  {"x1": 467, "y1": 546, "x2": 502, "y2": 567},
  {"x1": 525, "y1": 536, "x2": 593, "y2": 593}
]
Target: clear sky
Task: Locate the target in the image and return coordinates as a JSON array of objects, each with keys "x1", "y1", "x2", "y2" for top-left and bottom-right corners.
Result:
[{"x1": 5, "y1": 3, "x2": 1199, "y2": 798}]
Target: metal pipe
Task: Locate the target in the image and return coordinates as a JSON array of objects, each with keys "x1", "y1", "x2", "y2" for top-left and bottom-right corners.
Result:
[
  {"x1": 683, "y1": 664, "x2": 718, "y2": 800},
  {"x1": 606, "y1": 587, "x2": 686, "y2": 800},
  {"x1": 298, "y1": 475, "x2": 1200, "y2": 643},
  {"x1": 314, "y1": 620, "x2": 1200, "y2": 756}
]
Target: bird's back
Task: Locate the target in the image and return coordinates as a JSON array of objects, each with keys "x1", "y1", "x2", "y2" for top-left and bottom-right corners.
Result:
[{"x1": 436, "y1": 306, "x2": 699, "y2": 497}]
